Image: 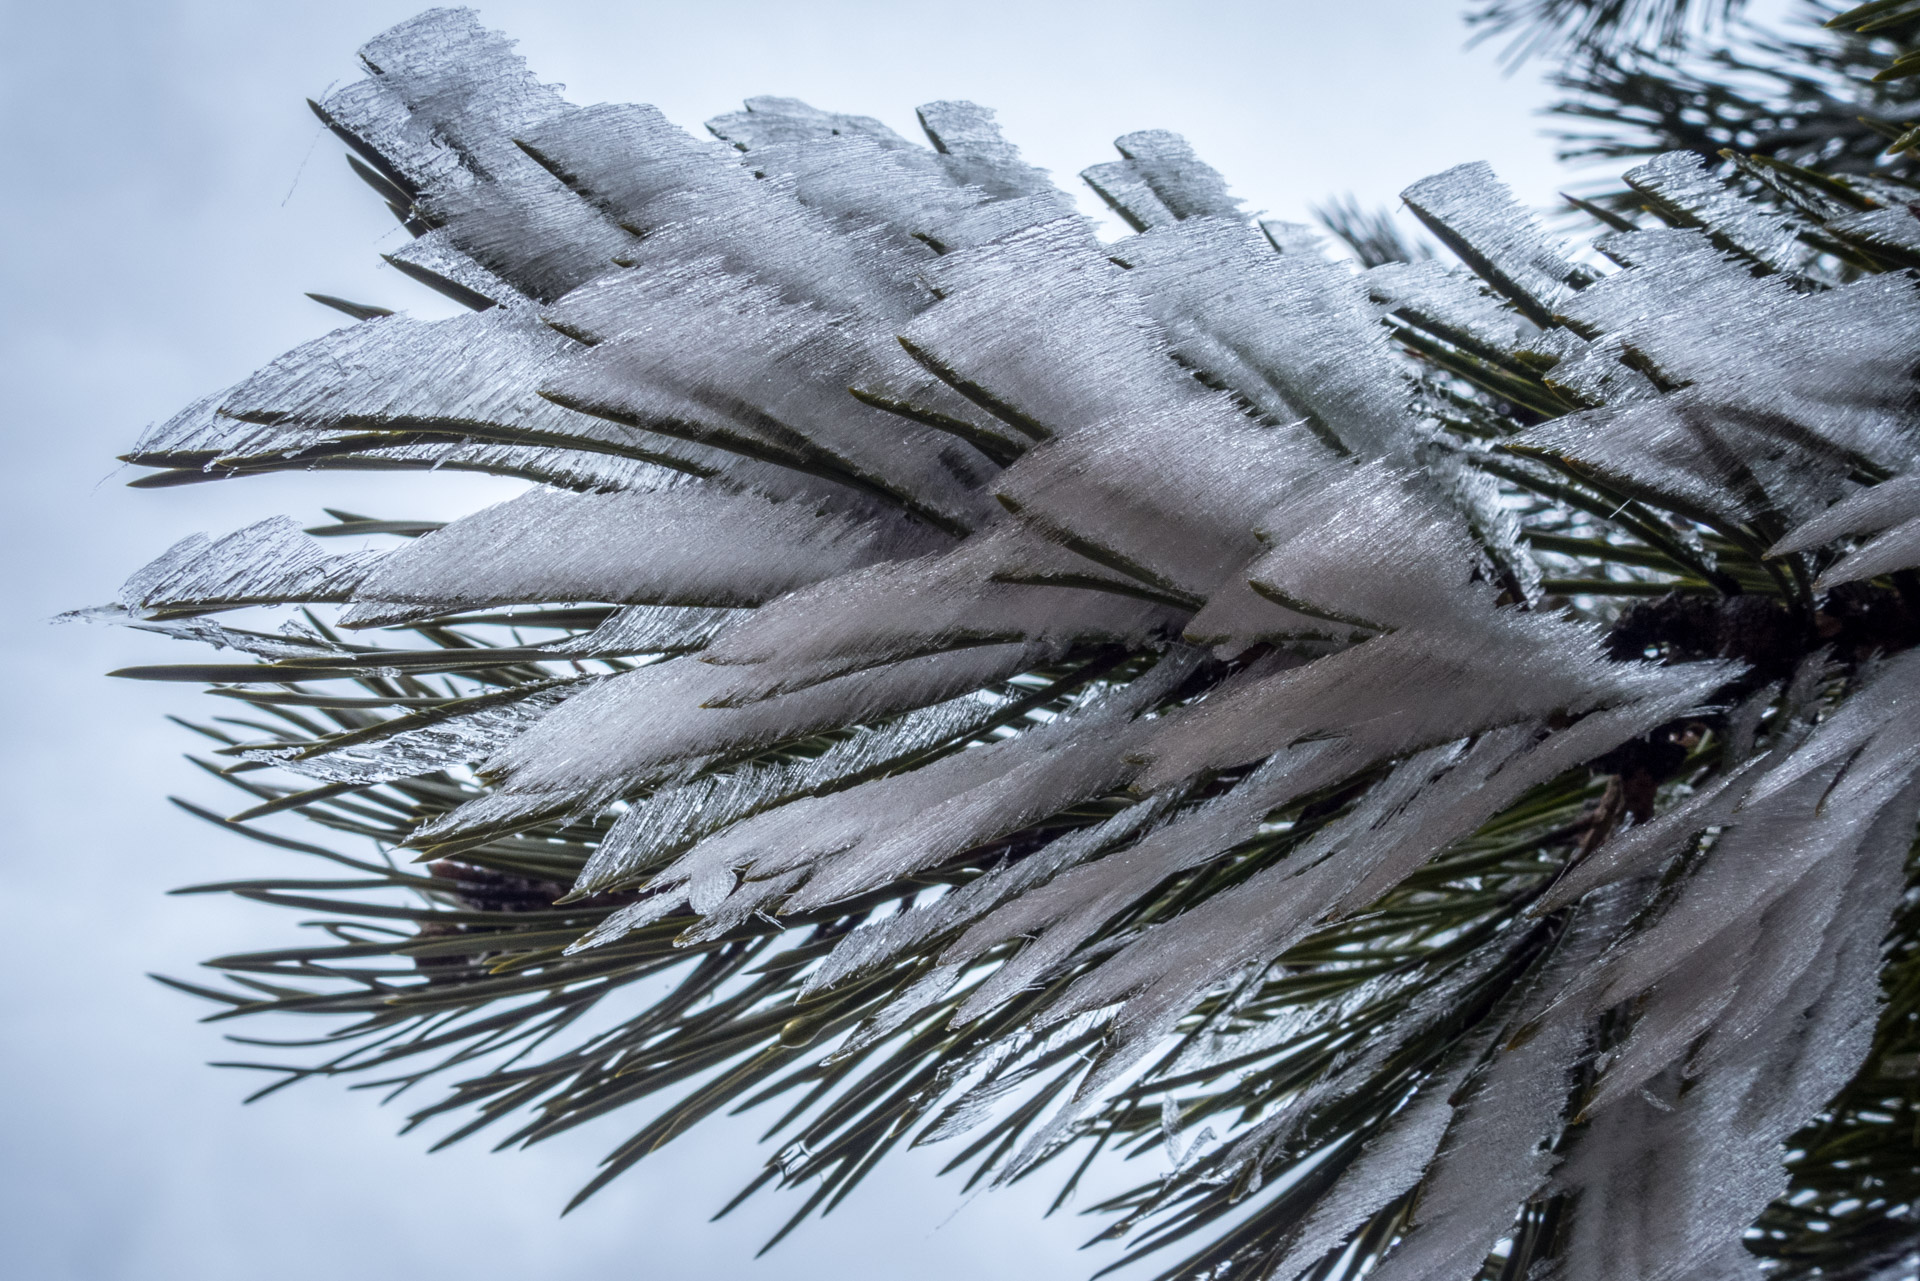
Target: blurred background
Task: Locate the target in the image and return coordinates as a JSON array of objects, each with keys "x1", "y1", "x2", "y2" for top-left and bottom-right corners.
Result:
[{"x1": 0, "y1": 2, "x2": 1575, "y2": 1276}]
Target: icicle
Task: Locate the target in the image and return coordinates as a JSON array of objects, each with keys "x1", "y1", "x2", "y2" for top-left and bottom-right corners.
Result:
[
  {"x1": 1019, "y1": 736, "x2": 1515, "y2": 1045},
  {"x1": 773, "y1": 652, "x2": 1200, "y2": 911},
  {"x1": 124, "y1": 372, "x2": 692, "y2": 494},
  {"x1": 692, "y1": 527, "x2": 1177, "y2": 704},
  {"x1": 1519, "y1": 249, "x2": 1920, "y2": 527},
  {"x1": 942, "y1": 740, "x2": 1365, "y2": 1027},
  {"x1": 916, "y1": 1009, "x2": 1115, "y2": 1148},
  {"x1": 1566, "y1": 226, "x2": 1797, "y2": 384},
  {"x1": 1364, "y1": 258, "x2": 1537, "y2": 366},
  {"x1": 568, "y1": 690, "x2": 998, "y2": 899},
  {"x1": 125, "y1": 391, "x2": 268, "y2": 467},
  {"x1": 354, "y1": 10, "x2": 568, "y2": 169},
  {"x1": 826, "y1": 963, "x2": 965, "y2": 1060},
  {"x1": 418, "y1": 644, "x2": 1043, "y2": 844},
  {"x1": 973, "y1": 673, "x2": 1724, "y2": 1172},
  {"x1": 1260, "y1": 1064, "x2": 1468, "y2": 1281},
  {"x1": 1081, "y1": 130, "x2": 1239, "y2": 230},
  {"x1": 1583, "y1": 834, "x2": 1850, "y2": 1116},
  {"x1": 1112, "y1": 217, "x2": 1424, "y2": 462},
  {"x1": 245, "y1": 681, "x2": 587, "y2": 785},
  {"x1": 1772, "y1": 472, "x2": 1920, "y2": 554},
  {"x1": 706, "y1": 96, "x2": 914, "y2": 152},
  {"x1": 1742, "y1": 646, "x2": 1920, "y2": 808},
  {"x1": 1241, "y1": 461, "x2": 1495, "y2": 632},
  {"x1": 338, "y1": 484, "x2": 921, "y2": 627},
  {"x1": 1516, "y1": 327, "x2": 1661, "y2": 407},
  {"x1": 1623, "y1": 150, "x2": 1805, "y2": 274},
  {"x1": 621, "y1": 649, "x2": 1202, "y2": 929},
  {"x1": 1082, "y1": 158, "x2": 1176, "y2": 231},
  {"x1": 384, "y1": 228, "x2": 533, "y2": 311},
  {"x1": 742, "y1": 133, "x2": 980, "y2": 253},
  {"x1": 517, "y1": 103, "x2": 935, "y2": 323},
  {"x1": 992, "y1": 400, "x2": 1320, "y2": 602},
  {"x1": 66, "y1": 607, "x2": 347, "y2": 661},
  {"x1": 1131, "y1": 611, "x2": 1730, "y2": 794},
  {"x1": 915, "y1": 100, "x2": 1055, "y2": 199},
  {"x1": 1400, "y1": 161, "x2": 1585, "y2": 325},
  {"x1": 1109, "y1": 130, "x2": 1239, "y2": 220},
  {"x1": 321, "y1": 10, "x2": 639, "y2": 303},
  {"x1": 210, "y1": 309, "x2": 756, "y2": 487},
  {"x1": 1827, "y1": 202, "x2": 1920, "y2": 260},
  {"x1": 1815, "y1": 514, "x2": 1920, "y2": 588},
  {"x1": 899, "y1": 216, "x2": 1188, "y2": 440},
  {"x1": 806, "y1": 789, "x2": 1189, "y2": 997},
  {"x1": 1260, "y1": 219, "x2": 1325, "y2": 256},
  {"x1": 1543, "y1": 661, "x2": 1920, "y2": 1069},
  {"x1": 1182, "y1": 577, "x2": 1360, "y2": 653},
  {"x1": 119, "y1": 518, "x2": 379, "y2": 615},
  {"x1": 1366, "y1": 886, "x2": 1644, "y2": 1281},
  {"x1": 541, "y1": 267, "x2": 1005, "y2": 533},
  {"x1": 1546, "y1": 780, "x2": 1914, "y2": 1281},
  {"x1": 548, "y1": 604, "x2": 741, "y2": 657},
  {"x1": 1128, "y1": 936, "x2": 1528, "y2": 1202}
]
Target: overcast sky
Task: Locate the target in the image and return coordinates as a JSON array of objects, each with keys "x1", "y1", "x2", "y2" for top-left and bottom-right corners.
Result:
[{"x1": 0, "y1": 3, "x2": 1581, "y2": 1278}]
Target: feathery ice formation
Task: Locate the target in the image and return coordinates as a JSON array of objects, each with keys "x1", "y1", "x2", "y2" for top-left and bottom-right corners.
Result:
[{"x1": 105, "y1": 9, "x2": 1920, "y2": 1278}]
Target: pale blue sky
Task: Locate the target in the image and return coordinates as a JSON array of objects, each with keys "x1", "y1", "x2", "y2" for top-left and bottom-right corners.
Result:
[{"x1": 0, "y1": 3, "x2": 1580, "y2": 1277}]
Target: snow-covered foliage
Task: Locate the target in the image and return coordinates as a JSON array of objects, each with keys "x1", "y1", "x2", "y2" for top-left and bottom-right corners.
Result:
[{"x1": 105, "y1": 9, "x2": 1920, "y2": 1278}]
